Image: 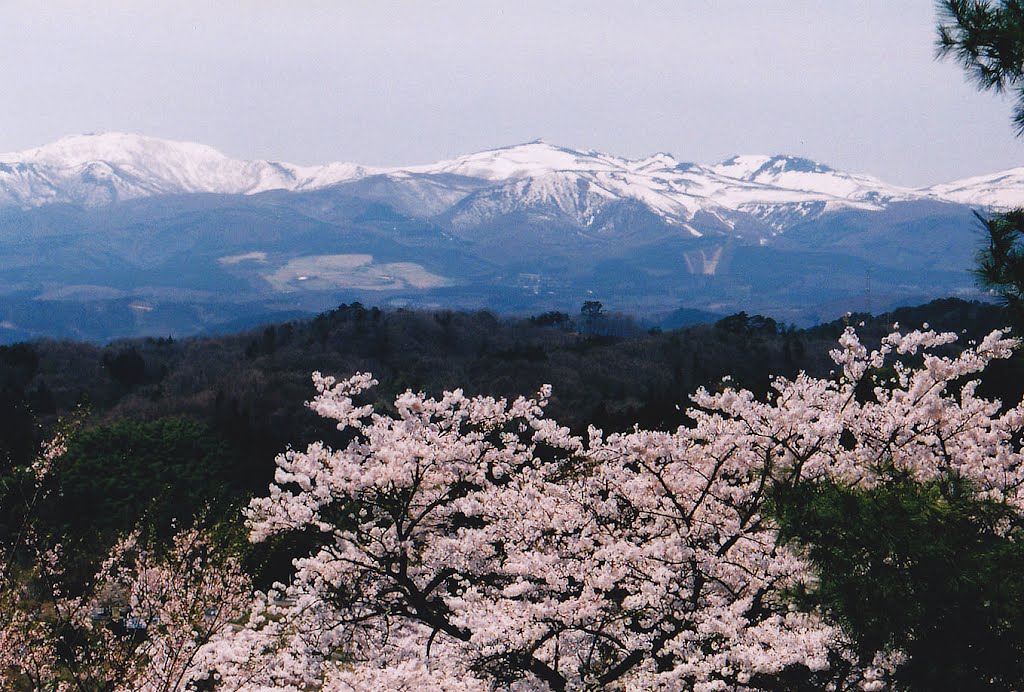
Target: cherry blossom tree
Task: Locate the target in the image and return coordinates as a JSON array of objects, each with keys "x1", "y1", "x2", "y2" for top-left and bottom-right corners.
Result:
[
  {"x1": 239, "y1": 324, "x2": 1024, "y2": 690},
  {"x1": 0, "y1": 432, "x2": 255, "y2": 692},
  {"x1": 0, "y1": 525, "x2": 256, "y2": 691},
  {"x1": 9, "y1": 324, "x2": 1022, "y2": 690}
]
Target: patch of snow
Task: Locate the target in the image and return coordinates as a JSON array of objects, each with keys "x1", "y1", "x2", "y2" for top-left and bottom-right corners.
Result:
[{"x1": 219, "y1": 251, "x2": 268, "y2": 266}]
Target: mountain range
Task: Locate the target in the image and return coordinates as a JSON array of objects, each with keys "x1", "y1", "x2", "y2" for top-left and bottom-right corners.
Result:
[{"x1": 0, "y1": 133, "x2": 1016, "y2": 341}]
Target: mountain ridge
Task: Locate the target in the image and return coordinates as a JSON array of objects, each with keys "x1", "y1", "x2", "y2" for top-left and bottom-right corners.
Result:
[
  {"x1": 0, "y1": 133, "x2": 1018, "y2": 217},
  {"x1": 0, "y1": 133, "x2": 1011, "y2": 342}
]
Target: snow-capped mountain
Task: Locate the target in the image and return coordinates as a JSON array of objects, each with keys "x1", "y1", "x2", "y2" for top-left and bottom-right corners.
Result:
[
  {"x1": 395, "y1": 142, "x2": 922, "y2": 233},
  {"x1": 710, "y1": 154, "x2": 918, "y2": 202},
  {"x1": 0, "y1": 133, "x2": 375, "y2": 207},
  {"x1": 1, "y1": 134, "x2": 1018, "y2": 235},
  {"x1": 923, "y1": 167, "x2": 1024, "y2": 208},
  {"x1": 0, "y1": 133, "x2": 1012, "y2": 342}
]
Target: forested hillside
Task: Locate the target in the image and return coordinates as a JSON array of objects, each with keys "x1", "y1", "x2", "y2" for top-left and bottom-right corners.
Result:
[
  {"x1": 3, "y1": 297, "x2": 1024, "y2": 690},
  {"x1": 1, "y1": 297, "x2": 1010, "y2": 464}
]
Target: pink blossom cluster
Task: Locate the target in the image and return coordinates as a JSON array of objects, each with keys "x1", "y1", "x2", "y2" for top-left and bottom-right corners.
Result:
[
  {"x1": 0, "y1": 524, "x2": 254, "y2": 690},
  {"x1": 4, "y1": 327, "x2": 1021, "y2": 690},
  {"x1": 227, "y1": 327, "x2": 1024, "y2": 689}
]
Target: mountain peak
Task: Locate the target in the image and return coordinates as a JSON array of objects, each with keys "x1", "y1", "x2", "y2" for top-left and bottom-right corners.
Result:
[
  {"x1": 707, "y1": 153, "x2": 914, "y2": 206},
  {"x1": 712, "y1": 154, "x2": 833, "y2": 179},
  {"x1": 402, "y1": 140, "x2": 618, "y2": 181},
  {"x1": 760, "y1": 154, "x2": 834, "y2": 175},
  {"x1": 0, "y1": 133, "x2": 312, "y2": 206},
  {"x1": 0, "y1": 132, "x2": 232, "y2": 169}
]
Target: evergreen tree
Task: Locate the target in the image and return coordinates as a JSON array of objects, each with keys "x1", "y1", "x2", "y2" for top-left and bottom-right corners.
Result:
[
  {"x1": 974, "y1": 209, "x2": 1024, "y2": 322},
  {"x1": 937, "y1": 1, "x2": 1024, "y2": 326},
  {"x1": 937, "y1": 0, "x2": 1024, "y2": 134}
]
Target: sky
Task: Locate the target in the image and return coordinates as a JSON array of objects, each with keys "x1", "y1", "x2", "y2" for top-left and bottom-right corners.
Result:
[{"x1": 0, "y1": 1, "x2": 1020, "y2": 187}]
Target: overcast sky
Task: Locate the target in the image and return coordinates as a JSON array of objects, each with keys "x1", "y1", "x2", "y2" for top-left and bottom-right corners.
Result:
[{"x1": 0, "y1": 1, "x2": 1020, "y2": 186}]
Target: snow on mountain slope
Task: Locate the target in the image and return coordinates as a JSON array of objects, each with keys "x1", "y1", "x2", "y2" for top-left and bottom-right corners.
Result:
[
  {"x1": 398, "y1": 142, "x2": 902, "y2": 233},
  {"x1": 6, "y1": 133, "x2": 237, "y2": 172},
  {"x1": 401, "y1": 142, "x2": 705, "y2": 221},
  {"x1": 711, "y1": 154, "x2": 918, "y2": 204},
  {"x1": 412, "y1": 143, "x2": 740, "y2": 232},
  {"x1": 0, "y1": 134, "x2": 1019, "y2": 233},
  {"x1": 290, "y1": 160, "x2": 379, "y2": 191},
  {"x1": 0, "y1": 133, "x2": 374, "y2": 206},
  {"x1": 922, "y1": 167, "x2": 1024, "y2": 208},
  {"x1": 401, "y1": 141, "x2": 619, "y2": 181},
  {"x1": 443, "y1": 172, "x2": 617, "y2": 230}
]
